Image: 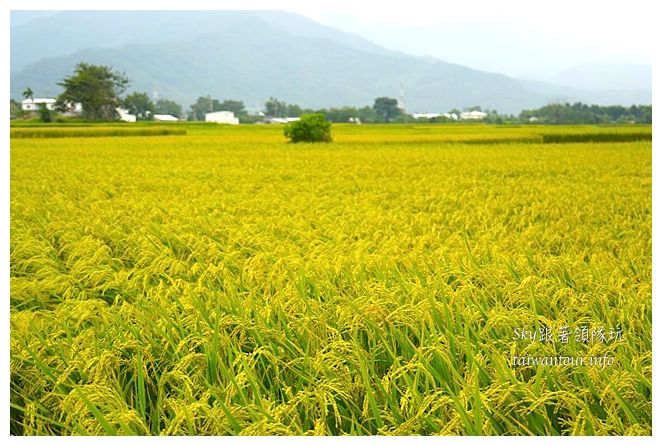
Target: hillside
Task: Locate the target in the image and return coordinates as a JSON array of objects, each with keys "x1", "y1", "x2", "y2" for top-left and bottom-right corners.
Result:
[{"x1": 10, "y1": 11, "x2": 651, "y2": 113}]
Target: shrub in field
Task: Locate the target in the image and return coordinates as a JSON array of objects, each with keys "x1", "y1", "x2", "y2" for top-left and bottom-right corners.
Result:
[
  {"x1": 284, "y1": 113, "x2": 332, "y2": 143},
  {"x1": 37, "y1": 104, "x2": 54, "y2": 123}
]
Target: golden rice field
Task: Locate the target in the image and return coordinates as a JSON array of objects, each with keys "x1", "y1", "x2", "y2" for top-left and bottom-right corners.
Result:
[{"x1": 10, "y1": 124, "x2": 652, "y2": 435}]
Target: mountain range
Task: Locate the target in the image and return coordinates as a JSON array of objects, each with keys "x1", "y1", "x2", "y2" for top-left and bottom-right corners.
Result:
[{"x1": 9, "y1": 11, "x2": 652, "y2": 114}]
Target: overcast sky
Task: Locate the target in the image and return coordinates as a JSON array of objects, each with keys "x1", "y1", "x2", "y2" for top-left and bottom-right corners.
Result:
[
  {"x1": 8, "y1": 0, "x2": 654, "y2": 78},
  {"x1": 288, "y1": 0, "x2": 654, "y2": 77}
]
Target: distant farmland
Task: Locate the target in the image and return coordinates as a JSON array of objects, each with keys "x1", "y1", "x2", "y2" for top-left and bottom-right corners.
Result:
[{"x1": 10, "y1": 123, "x2": 652, "y2": 435}]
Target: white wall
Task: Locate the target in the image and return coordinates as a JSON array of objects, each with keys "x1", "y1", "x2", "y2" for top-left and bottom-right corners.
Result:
[
  {"x1": 21, "y1": 99, "x2": 55, "y2": 111},
  {"x1": 205, "y1": 111, "x2": 239, "y2": 125}
]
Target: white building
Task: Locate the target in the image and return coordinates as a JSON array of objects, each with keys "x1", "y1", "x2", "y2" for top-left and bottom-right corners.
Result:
[
  {"x1": 153, "y1": 114, "x2": 179, "y2": 122},
  {"x1": 205, "y1": 111, "x2": 239, "y2": 125},
  {"x1": 59, "y1": 102, "x2": 83, "y2": 115},
  {"x1": 22, "y1": 99, "x2": 84, "y2": 115},
  {"x1": 21, "y1": 98, "x2": 56, "y2": 111},
  {"x1": 412, "y1": 112, "x2": 459, "y2": 120},
  {"x1": 264, "y1": 117, "x2": 300, "y2": 124},
  {"x1": 460, "y1": 111, "x2": 487, "y2": 120},
  {"x1": 116, "y1": 108, "x2": 136, "y2": 122}
]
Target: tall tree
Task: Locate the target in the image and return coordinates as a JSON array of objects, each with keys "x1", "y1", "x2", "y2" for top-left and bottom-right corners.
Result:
[
  {"x1": 123, "y1": 92, "x2": 154, "y2": 120},
  {"x1": 55, "y1": 63, "x2": 129, "y2": 120},
  {"x1": 372, "y1": 97, "x2": 400, "y2": 123},
  {"x1": 22, "y1": 87, "x2": 34, "y2": 103}
]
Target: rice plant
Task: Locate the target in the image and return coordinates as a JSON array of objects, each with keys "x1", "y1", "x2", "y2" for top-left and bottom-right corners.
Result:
[
  {"x1": 10, "y1": 126, "x2": 187, "y2": 138},
  {"x1": 10, "y1": 124, "x2": 651, "y2": 435}
]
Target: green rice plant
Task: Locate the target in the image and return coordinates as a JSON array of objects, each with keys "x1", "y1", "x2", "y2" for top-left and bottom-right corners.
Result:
[
  {"x1": 10, "y1": 127, "x2": 187, "y2": 138},
  {"x1": 541, "y1": 131, "x2": 652, "y2": 144},
  {"x1": 10, "y1": 124, "x2": 651, "y2": 435}
]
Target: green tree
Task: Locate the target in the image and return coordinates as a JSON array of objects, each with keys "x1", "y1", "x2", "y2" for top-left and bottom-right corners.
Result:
[
  {"x1": 265, "y1": 97, "x2": 288, "y2": 117},
  {"x1": 37, "y1": 103, "x2": 54, "y2": 123},
  {"x1": 55, "y1": 63, "x2": 129, "y2": 120},
  {"x1": 189, "y1": 96, "x2": 215, "y2": 121},
  {"x1": 284, "y1": 113, "x2": 332, "y2": 143},
  {"x1": 217, "y1": 100, "x2": 246, "y2": 117},
  {"x1": 286, "y1": 104, "x2": 304, "y2": 117},
  {"x1": 372, "y1": 97, "x2": 400, "y2": 122},
  {"x1": 22, "y1": 87, "x2": 34, "y2": 103},
  {"x1": 357, "y1": 106, "x2": 379, "y2": 123},
  {"x1": 518, "y1": 102, "x2": 654, "y2": 124},
  {"x1": 123, "y1": 92, "x2": 154, "y2": 120},
  {"x1": 154, "y1": 99, "x2": 183, "y2": 118},
  {"x1": 637, "y1": 105, "x2": 652, "y2": 124},
  {"x1": 10, "y1": 99, "x2": 22, "y2": 119}
]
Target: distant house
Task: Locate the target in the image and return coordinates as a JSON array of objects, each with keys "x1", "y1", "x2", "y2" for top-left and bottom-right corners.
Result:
[
  {"x1": 153, "y1": 114, "x2": 180, "y2": 122},
  {"x1": 412, "y1": 113, "x2": 458, "y2": 120},
  {"x1": 413, "y1": 113, "x2": 441, "y2": 119},
  {"x1": 205, "y1": 111, "x2": 239, "y2": 125},
  {"x1": 460, "y1": 111, "x2": 487, "y2": 120},
  {"x1": 21, "y1": 98, "x2": 56, "y2": 111},
  {"x1": 263, "y1": 116, "x2": 300, "y2": 124},
  {"x1": 116, "y1": 108, "x2": 136, "y2": 122},
  {"x1": 22, "y1": 99, "x2": 84, "y2": 115}
]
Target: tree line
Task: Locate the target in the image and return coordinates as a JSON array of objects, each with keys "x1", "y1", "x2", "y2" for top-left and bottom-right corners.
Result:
[
  {"x1": 10, "y1": 62, "x2": 652, "y2": 125},
  {"x1": 519, "y1": 102, "x2": 651, "y2": 124}
]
